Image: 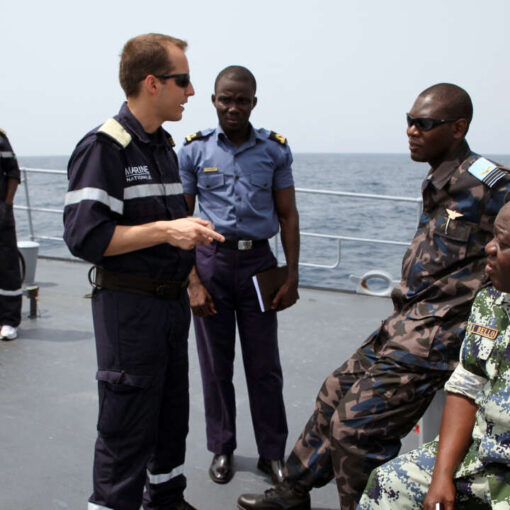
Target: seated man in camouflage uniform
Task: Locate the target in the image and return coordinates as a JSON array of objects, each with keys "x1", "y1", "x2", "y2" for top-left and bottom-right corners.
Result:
[
  {"x1": 237, "y1": 83, "x2": 510, "y2": 510},
  {"x1": 358, "y1": 201, "x2": 510, "y2": 510}
]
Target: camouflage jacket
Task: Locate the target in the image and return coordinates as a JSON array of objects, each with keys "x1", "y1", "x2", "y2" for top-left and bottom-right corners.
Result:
[
  {"x1": 391, "y1": 141, "x2": 510, "y2": 324},
  {"x1": 444, "y1": 285, "x2": 510, "y2": 475}
]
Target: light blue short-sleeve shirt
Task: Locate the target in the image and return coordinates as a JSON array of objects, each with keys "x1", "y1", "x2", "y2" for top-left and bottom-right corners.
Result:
[{"x1": 178, "y1": 125, "x2": 294, "y2": 240}]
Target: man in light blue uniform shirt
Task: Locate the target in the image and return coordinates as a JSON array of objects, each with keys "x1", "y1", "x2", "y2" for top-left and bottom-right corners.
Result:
[{"x1": 178, "y1": 65, "x2": 300, "y2": 486}]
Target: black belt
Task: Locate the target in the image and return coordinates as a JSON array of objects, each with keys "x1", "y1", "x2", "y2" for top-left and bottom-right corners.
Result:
[
  {"x1": 217, "y1": 239, "x2": 268, "y2": 250},
  {"x1": 89, "y1": 267, "x2": 188, "y2": 300}
]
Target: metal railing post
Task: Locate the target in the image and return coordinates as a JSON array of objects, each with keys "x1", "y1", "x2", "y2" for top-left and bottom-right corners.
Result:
[
  {"x1": 416, "y1": 199, "x2": 423, "y2": 225},
  {"x1": 21, "y1": 168, "x2": 35, "y2": 241}
]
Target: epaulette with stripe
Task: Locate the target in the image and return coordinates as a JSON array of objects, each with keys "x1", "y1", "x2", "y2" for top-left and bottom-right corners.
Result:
[
  {"x1": 468, "y1": 156, "x2": 510, "y2": 188},
  {"x1": 168, "y1": 135, "x2": 175, "y2": 147},
  {"x1": 269, "y1": 131, "x2": 287, "y2": 145},
  {"x1": 97, "y1": 118, "x2": 132, "y2": 148},
  {"x1": 184, "y1": 131, "x2": 205, "y2": 145}
]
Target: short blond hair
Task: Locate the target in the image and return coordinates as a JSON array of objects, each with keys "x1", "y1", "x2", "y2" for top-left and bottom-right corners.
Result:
[{"x1": 119, "y1": 33, "x2": 187, "y2": 97}]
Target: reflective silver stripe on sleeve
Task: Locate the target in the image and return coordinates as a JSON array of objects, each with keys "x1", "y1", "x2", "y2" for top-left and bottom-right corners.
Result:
[
  {"x1": 147, "y1": 465, "x2": 184, "y2": 484},
  {"x1": 0, "y1": 151, "x2": 14, "y2": 158},
  {"x1": 444, "y1": 363, "x2": 487, "y2": 401},
  {"x1": 0, "y1": 288, "x2": 23, "y2": 296},
  {"x1": 88, "y1": 503, "x2": 114, "y2": 510},
  {"x1": 123, "y1": 183, "x2": 183, "y2": 200},
  {"x1": 64, "y1": 187, "x2": 124, "y2": 215}
]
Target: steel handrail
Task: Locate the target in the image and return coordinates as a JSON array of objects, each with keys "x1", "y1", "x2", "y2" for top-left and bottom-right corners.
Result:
[{"x1": 15, "y1": 167, "x2": 422, "y2": 270}]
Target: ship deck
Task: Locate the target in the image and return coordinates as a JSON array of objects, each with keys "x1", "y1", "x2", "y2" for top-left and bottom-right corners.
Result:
[{"x1": 0, "y1": 258, "x2": 423, "y2": 510}]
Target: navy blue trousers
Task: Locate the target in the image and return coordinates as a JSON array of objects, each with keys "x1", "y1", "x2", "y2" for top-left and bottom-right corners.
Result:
[
  {"x1": 0, "y1": 203, "x2": 22, "y2": 327},
  {"x1": 194, "y1": 242, "x2": 288, "y2": 459},
  {"x1": 89, "y1": 289, "x2": 191, "y2": 510}
]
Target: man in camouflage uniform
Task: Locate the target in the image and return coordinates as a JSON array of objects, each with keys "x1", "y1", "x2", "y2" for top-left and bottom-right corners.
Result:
[
  {"x1": 358, "y1": 202, "x2": 510, "y2": 510},
  {"x1": 237, "y1": 83, "x2": 510, "y2": 510}
]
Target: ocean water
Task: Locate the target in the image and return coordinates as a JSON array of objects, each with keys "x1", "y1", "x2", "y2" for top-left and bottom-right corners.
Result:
[{"x1": 15, "y1": 152, "x2": 510, "y2": 291}]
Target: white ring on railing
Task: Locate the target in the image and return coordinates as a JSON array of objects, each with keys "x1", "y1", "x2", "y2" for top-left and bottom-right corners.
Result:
[{"x1": 358, "y1": 270, "x2": 394, "y2": 297}]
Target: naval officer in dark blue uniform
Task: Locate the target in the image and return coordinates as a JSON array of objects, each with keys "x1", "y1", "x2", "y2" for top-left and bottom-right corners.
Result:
[
  {"x1": 0, "y1": 129, "x2": 22, "y2": 341},
  {"x1": 63, "y1": 33, "x2": 224, "y2": 510},
  {"x1": 178, "y1": 65, "x2": 300, "y2": 485}
]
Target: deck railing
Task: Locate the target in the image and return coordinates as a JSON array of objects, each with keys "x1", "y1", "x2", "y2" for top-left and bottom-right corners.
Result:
[
  {"x1": 278, "y1": 187, "x2": 422, "y2": 268},
  {"x1": 15, "y1": 167, "x2": 423, "y2": 270}
]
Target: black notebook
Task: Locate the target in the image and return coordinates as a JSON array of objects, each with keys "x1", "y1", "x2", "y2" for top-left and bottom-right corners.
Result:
[{"x1": 252, "y1": 265, "x2": 288, "y2": 312}]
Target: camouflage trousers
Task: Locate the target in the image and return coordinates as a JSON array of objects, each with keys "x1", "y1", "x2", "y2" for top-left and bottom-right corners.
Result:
[
  {"x1": 358, "y1": 440, "x2": 510, "y2": 509},
  {"x1": 284, "y1": 310, "x2": 462, "y2": 510}
]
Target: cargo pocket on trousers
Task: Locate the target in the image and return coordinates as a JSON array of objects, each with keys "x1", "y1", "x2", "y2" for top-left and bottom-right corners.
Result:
[
  {"x1": 400, "y1": 314, "x2": 442, "y2": 359},
  {"x1": 96, "y1": 369, "x2": 153, "y2": 437}
]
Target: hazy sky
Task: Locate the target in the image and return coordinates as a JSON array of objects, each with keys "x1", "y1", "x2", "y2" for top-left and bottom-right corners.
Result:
[{"x1": 2, "y1": 0, "x2": 509, "y2": 156}]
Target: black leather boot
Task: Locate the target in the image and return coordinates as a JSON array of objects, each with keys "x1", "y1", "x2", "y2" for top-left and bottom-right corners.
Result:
[
  {"x1": 237, "y1": 482, "x2": 311, "y2": 510},
  {"x1": 209, "y1": 453, "x2": 233, "y2": 484},
  {"x1": 257, "y1": 457, "x2": 285, "y2": 484}
]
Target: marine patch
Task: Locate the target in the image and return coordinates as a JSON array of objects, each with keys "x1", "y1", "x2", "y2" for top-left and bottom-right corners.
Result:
[
  {"x1": 184, "y1": 131, "x2": 203, "y2": 145},
  {"x1": 203, "y1": 167, "x2": 218, "y2": 172},
  {"x1": 269, "y1": 131, "x2": 286, "y2": 145},
  {"x1": 468, "y1": 157, "x2": 507, "y2": 188},
  {"x1": 469, "y1": 323, "x2": 499, "y2": 340}
]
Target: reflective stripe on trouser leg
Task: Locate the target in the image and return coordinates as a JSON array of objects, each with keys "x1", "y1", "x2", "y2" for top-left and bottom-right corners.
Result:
[
  {"x1": 0, "y1": 288, "x2": 23, "y2": 296},
  {"x1": 147, "y1": 465, "x2": 184, "y2": 484},
  {"x1": 88, "y1": 503, "x2": 114, "y2": 510},
  {"x1": 0, "y1": 205, "x2": 22, "y2": 326},
  {"x1": 143, "y1": 298, "x2": 190, "y2": 509}
]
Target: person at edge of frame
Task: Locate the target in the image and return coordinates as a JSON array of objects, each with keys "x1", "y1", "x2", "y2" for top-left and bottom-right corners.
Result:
[
  {"x1": 0, "y1": 129, "x2": 22, "y2": 341},
  {"x1": 178, "y1": 65, "x2": 299, "y2": 486},
  {"x1": 358, "y1": 201, "x2": 510, "y2": 510},
  {"x1": 63, "y1": 33, "x2": 224, "y2": 510},
  {"x1": 236, "y1": 83, "x2": 510, "y2": 510}
]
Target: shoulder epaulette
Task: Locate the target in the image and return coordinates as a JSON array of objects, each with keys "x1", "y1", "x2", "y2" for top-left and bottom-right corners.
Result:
[
  {"x1": 468, "y1": 156, "x2": 509, "y2": 188},
  {"x1": 168, "y1": 135, "x2": 175, "y2": 147},
  {"x1": 184, "y1": 131, "x2": 204, "y2": 145},
  {"x1": 97, "y1": 118, "x2": 132, "y2": 148},
  {"x1": 269, "y1": 131, "x2": 287, "y2": 145}
]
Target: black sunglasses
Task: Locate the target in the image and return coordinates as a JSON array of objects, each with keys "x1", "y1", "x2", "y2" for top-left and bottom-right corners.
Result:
[
  {"x1": 155, "y1": 73, "x2": 190, "y2": 88},
  {"x1": 406, "y1": 113, "x2": 459, "y2": 132}
]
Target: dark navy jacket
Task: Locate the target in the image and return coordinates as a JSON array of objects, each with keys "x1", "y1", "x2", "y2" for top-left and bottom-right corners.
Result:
[
  {"x1": 63, "y1": 103, "x2": 193, "y2": 281},
  {"x1": 0, "y1": 130, "x2": 20, "y2": 202}
]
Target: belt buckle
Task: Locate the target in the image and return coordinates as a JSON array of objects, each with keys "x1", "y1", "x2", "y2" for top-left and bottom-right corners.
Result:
[
  {"x1": 156, "y1": 284, "x2": 173, "y2": 298},
  {"x1": 238, "y1": 240, "x2": 252, "y2": 250}
]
